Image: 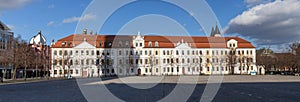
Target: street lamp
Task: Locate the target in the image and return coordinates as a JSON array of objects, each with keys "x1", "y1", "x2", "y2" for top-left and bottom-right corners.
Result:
[{"x1": 229, "y1": 48, "x2": 236, "y2": 75}]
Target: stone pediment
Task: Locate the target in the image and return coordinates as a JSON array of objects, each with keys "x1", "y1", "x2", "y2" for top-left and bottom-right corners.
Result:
[
  {"x1": 175, "y1": 42, "x2": 191, "y2": 49},
  {"x1": 74, "y1": 41, "x2": 96, "y2": 49}
]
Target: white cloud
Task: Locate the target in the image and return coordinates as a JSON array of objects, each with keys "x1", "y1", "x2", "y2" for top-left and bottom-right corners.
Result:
[
  {"x1": 47, "y1": 21, "x2": 55, "y2": 26},
  {"x1": 244, "y1": 0, "x2": 273, "y2": 7},
  {"x1": 62, "y1": 14, "x2": 96, "y2": 23},
  {"x1": 225, "y1": 0, "x2": 300, "y2": 46},
  {"x1": 0, "y1": 0, "x2": 32, "y2": 12}
]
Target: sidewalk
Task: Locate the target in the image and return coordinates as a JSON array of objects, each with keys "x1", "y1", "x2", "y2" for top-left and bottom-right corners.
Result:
[{"x1": 0, "y1": 77, "x2": 66, "y2": 85}]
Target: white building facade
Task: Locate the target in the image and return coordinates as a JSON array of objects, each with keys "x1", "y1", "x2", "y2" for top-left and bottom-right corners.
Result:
[{"x1": 50, "y1": 31, "x2": 257, "y2": 77}]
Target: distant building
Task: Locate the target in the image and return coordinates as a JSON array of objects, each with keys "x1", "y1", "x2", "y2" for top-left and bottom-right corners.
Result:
[
  {"x1": 0, "y1": 21, "x2": 13, "y2": 50},
  {"x1": 28, "y1": 31, "x2": 51, "y2": 77},
  {"x1": 50, "y1": 27, "x2": 257, "y2": 77},
  {"x1": 0, "y1": 21, "x2": 14, "y2": 79}
]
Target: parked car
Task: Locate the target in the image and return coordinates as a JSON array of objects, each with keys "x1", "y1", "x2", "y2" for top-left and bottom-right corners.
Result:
[
  {"x1": 294, "y1": 72, "x2": 300, "y2": 76},
  {"x1": 266, "y1": 71, "x2": 281, "y2": 75},
  {"x1": 67, "y1": 75, "x2": 73, "y2": 79}
]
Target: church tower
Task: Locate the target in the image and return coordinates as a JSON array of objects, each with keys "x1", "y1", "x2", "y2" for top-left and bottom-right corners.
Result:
[{"x1": 210, "y1": 24, "x2": 221, "y2": 37}]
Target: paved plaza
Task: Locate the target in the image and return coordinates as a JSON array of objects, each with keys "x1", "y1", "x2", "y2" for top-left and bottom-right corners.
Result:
[{"x1": 1, "y1": 75, "x2": 300, "y2": 102}]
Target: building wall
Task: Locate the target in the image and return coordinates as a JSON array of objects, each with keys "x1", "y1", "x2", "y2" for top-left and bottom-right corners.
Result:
[{"x1": 50, "y1": 47, "x2": 257, "y2": 77}]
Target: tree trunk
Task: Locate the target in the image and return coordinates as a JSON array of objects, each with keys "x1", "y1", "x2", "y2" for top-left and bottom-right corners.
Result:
[
  {"x1": 12, "y1": 67, "x2": 17, "y2": 80},
  {"x1": 24, "y1": 67, "x2": 27, "y2": 80}
]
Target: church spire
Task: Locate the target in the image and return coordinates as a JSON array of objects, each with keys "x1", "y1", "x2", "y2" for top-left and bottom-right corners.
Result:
[
  {"x1": 210, "y1": 24, "x2": 222, "y2": 37},
  {"x1": 210, "y1": 27, "x2": 215, "y2": 37},
  {"x1": 215, "y1": 24, "x2": 221, "y2": 35}
]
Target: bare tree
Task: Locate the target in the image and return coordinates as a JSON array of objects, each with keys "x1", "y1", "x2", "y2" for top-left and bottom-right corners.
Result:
[{"x1": 256, "y1": 48, "x2": 276, "y2": 72}]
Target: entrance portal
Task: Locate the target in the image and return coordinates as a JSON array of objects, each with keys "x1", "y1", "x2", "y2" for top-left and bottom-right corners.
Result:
[{"x1": 137, "y1": 69, "x2": 141, "y2": 76}]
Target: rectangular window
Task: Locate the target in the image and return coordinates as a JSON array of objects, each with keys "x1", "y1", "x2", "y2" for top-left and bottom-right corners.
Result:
[
  {"x1": 76, "y1": 70, "x2": 79, "y2": 74},
  {"x1": 145, "y1": 50, "x2": 147, "y2": 55},
  {"x1": 70, "y1": 70, "x2": 73, "y2": 74},
  {"x1": 140, "y1": 43, "x2": 142, "y2": 47},
  {"x1": 86, "y1": 50, "x2": 89, "y2": 55},
  {"x1": 70, "y1": 51, "x2": 73, "y2": 55},
  {"x1": 54, "y1": 50, "x2": 57, "y2": 55},
  {"x1": 119, "y1": 50, "x2": 122, "y2": 55},
  {"x1": 156, "y1": 51, "x2": 158, "y2": 55},
  {"x1": 59, "y1": 50, "x2": 62, "y2": 55},
  {"x1": 81, "y1": 50, "x2": 84, "y2": 55},
  {"x1": 91, "y1": 50, "x2": 94, "y2": 55},
  {"x1": 76, "y1": 50, "x2": 78, "y2": 55},
  {"x1": 96, "y1": 50, "x2": 100, "y2": 55},
  {"x1": 86, "y1": 59, "x2": 89, "y2": 65}
]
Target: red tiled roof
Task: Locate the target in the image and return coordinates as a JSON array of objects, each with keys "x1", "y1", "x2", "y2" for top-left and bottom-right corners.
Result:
[{"x1": 51, "y1": 34, "x2": 255, "y2": 48}]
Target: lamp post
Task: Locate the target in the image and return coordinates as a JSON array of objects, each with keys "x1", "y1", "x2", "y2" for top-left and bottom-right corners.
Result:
[{"x1": 229, "y1": 48, "x2": 236, "y2": 75}]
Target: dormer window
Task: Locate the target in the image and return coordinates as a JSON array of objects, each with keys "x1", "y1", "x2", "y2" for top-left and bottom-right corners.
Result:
[
  {"x1": 62, "y1": 42, "x2": 66, "y2": 47},
  {"x1": 125, "y1": 41, "x2": 129, "y2": 47},
  {"x1": 155, "y1": 41, "x2": 159, "y2": 47},
  {"x1": 99, "y1": 41, "x2": 103, "y2": 47},
  {"x1": 118, "y1": 41, "x2": 122, "y2": 47},
  {"x1": 67, "y1": 42, "x2": 71, "y2": 47},
  {"x1": 148, "y1": 41, "x2": 152, "y2": 47}
]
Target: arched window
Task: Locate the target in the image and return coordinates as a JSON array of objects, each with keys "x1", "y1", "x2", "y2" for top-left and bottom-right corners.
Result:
[
  {"x1": 148, "y1": 41, "x2": 152, "y2": 47},
  {"x1": 154, "y1": 41, "x2": 159, "y2": 47}
]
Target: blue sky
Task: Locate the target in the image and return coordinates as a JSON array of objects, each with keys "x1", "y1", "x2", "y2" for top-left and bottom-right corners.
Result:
[{"x1": 1, "y1": 0, "x2": 299, "y2": 52}]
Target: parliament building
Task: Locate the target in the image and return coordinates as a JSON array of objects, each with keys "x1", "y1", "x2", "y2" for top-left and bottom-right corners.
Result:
[{"x1": 50, "y1": 26, "x2": 257, "y2": 77}]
